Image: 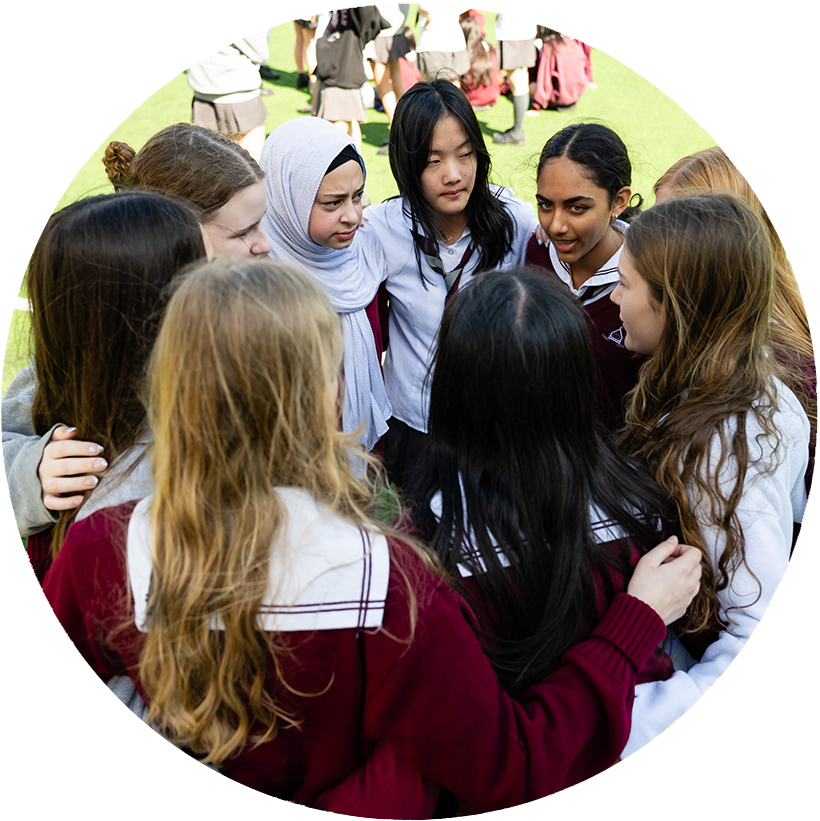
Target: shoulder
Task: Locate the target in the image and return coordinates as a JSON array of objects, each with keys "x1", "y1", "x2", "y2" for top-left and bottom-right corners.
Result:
[
  {"x1": 62, "y1": 501, "x2": 138, "y2": 557},
  {"x1": 46, "y1": 501, "x2": 137, "y2": 600},
  {"x1": 364, "y1": 198, "x2": 406, "y2": 230},
  {"x1": 742, "y1": 378, "x2": 810, "y2": 453},
  {"x1": 489, "y1": 184, "x2": 537, "y2": 231}
]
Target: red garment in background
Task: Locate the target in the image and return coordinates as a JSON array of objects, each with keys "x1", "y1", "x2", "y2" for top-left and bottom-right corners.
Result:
[
  {"x1": 531, "y1": 36, "x2": 589, "y2": 110},
  {"x1": 461, "y1": 47, "x2": 499, "y2": 109}
]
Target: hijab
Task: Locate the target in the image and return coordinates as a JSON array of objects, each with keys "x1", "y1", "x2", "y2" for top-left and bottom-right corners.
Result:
[{"x1": 260, "y1": 117, "x2": 391, "y2": 454}]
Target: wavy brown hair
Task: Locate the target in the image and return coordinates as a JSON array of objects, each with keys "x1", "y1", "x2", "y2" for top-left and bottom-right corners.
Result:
[
  {"x1": 102, "y1": 122, "x2": 263, "y2": 220},
  {"x1": 619, "y1": 194, "x2": 781, "y2": 630},
  {"x1": 655, "y1": 146, "x2": 815, "y2": 429},
  {"x1": 27, "y1": 192, "x2": 205, "y2": 554},
  {"x1": 140, "y1": 258, "x2": 436, "y2": 765}
]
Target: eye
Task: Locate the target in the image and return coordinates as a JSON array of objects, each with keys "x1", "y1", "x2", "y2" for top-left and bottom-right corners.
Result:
[
  {"x1": 537, "y1": 201, "x2": 553, "y2": 211},
  {"x1": 461, "y1": 150, "x2": 473, "y2": 159},
  {"x1": 570, "y1": 205, "x2": 587, "y2": 214},
  {"x1": 353, "y1": 191, "x2": 364, "y2": 202}
]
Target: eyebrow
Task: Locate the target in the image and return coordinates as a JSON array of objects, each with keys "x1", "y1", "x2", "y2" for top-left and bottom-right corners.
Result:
[
  {"x1": 535, "y1": 194, "x2": 597, "y2": 204},
  {"x1": 317, "y1": 186, "x2": 365, "y2": 200},
  {"x1": 430, "y1": 140, "x2": 471, "y2": 154}
]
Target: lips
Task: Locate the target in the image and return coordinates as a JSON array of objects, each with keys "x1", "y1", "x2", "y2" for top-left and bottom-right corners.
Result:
[
  {"x1": 551, "y1": 238, "x2": 578, "y2": 253},
  {"x1": 442, "y1": 190, "x2": 464, "y2": 199},
  {"x1": 335, "y1": 228, "x2": 357, "y2": 241}
]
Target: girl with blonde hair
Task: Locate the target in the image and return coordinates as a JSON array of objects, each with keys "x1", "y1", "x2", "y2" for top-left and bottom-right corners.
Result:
[
  {"x1": 611, "y1": 193, "x2": 810, "y2": 756},
  {"x1": 654, "y1": 145, "x2": 815, "y2": 462},
  {"x1": 44, "y1": 257, "x2": 700, "y2": 815}
]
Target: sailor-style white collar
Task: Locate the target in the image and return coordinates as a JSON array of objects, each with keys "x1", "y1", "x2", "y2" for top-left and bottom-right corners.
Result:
[
  {"x1": 127, "y1": 488, "x2": 390, "y2": 634},
  {"x1": 431, "y1": 491, "x2": 633, "y2": 578}
]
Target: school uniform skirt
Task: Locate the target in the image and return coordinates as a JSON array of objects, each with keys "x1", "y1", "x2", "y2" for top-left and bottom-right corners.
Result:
[
  {"x1": 498, "y1": 39, "x2": 537, "y2": 69},
  {"x1": 417, "y1": 48, "x2": 470, "y2": 79},
  {"x1": 315, "y1": 82, "x2": 367, "y2": 122},
  {"x1": 373, "y1": 33, "x2": 411, "y2": 64},
  {"x1": 191, "y1": 94, "x2": 268, "y2": 136}
]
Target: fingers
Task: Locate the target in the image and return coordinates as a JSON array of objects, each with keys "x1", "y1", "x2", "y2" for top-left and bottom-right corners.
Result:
[
  {"x1": 38, "y1": 430, "x2": 107, "y2": 512},
  {"x1": 43, "y1": 490, "x2": 90, "y2": 511},
  {"x1": 41, "y1": 454, "x2": 108, "y2": 481},
  {"x1": 644, "y1": 534, "x2": 679, "y2": 566},
  {"x1": 43, "y1": 438, "x2": 104, "y2": 462},
  {"x1": 627, "y1": 538, "x2": 703, "y2": 624},
  {"x1": 49, "y1": 425, "x2": 78, "y2": 442}
]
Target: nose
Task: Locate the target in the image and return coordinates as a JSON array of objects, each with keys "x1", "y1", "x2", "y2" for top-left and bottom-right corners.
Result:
[
  {"x1": 441, "y1": 157, "x2": 462, "y2": 185},
  {"x1": 548, "y1": 208, "x2": 567, "y2": 236},
  {"x1": 250, "y1": 225, "x2": 271, "y2": 257},
  {"x1": 340, "y1": 198, "x2": 360, "y2": 226},
  {"x1": 610, "y1": 282, "x2": 622, "y2": 305}
]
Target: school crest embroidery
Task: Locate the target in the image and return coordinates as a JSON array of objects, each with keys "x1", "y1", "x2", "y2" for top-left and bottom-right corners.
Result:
[{"x1": 604, "y1": 326, "x2": 627, "y2": 348}]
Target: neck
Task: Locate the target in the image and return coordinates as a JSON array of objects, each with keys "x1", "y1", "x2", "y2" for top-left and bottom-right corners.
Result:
[{"x1": 434, "y1": 211, "x2": 469, "y2": 246}]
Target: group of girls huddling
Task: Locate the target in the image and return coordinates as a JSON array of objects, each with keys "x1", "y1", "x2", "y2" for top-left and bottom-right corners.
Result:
[{"x1": 4, "y1": 77, "x2": 812, "y2": 815}]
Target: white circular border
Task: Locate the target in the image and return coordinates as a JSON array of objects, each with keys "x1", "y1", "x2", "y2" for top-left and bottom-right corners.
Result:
[{"x1": 2, "y1": 2, "x2": 817, "y2": 818}]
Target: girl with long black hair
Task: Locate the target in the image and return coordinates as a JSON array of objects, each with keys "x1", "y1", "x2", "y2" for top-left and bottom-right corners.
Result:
[
  {"x1": 365, "y1": 78, "x2": 537, "y2": 492},
  {"x1": 411, "y1": 267, "x2": 679, "y2": 698}
]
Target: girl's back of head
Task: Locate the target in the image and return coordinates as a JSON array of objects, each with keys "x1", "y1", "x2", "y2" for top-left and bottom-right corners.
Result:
[
  {"x1": 414, "y1": 267, "x2": 670, "y2": 695},
  {"x1": 149, "y1": 257, "x2": 349, "y2": 507},
  {"x1": 428, "y1": 267, "x2": 597, "y2": 467},
  {"x1": 28, "y1": 190, "x2": 205, "y2": 547},
  {"x1": 459, "y1": 15, "x2": 494, "y2": 87},
  {"x1": 30, "y1": 191, "x2": 205, "y2": 445},
  {"x1": 538, "y1": 122, "x2": 643, "y2": 221}
]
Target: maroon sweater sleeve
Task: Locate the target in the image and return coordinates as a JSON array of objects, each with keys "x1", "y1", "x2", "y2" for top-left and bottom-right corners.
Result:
[{"x1": 358, "y1": 543, "x2": 666, "y2": 814}]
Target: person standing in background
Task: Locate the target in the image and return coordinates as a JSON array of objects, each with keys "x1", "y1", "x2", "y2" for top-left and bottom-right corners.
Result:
[
  {"x1": 186, "y1": 32, "x2": 270, "y2": 161},
  {"x1": 415, "y1": 4, "x2": 470, "y2": 84},
  {"x1": 492, "y1": 13, "x2": 538, "y2": 146},
  {"x1": 367, "y1": 5, "x2": 411, "y2": 154}
]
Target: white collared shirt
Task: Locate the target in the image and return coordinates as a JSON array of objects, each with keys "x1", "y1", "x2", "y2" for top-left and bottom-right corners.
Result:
[{"x1": 365, "y1": 187, "x2": 537, "y2": 432}]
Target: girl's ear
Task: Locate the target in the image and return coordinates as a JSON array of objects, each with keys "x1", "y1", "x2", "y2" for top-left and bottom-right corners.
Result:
[{"x1": 612, "y1": 186, "x2": 632, "y2": 220}]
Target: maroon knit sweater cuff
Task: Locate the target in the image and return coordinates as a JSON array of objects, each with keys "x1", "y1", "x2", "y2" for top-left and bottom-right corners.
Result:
[{"x1": 590, "y1": 593, "x2": 667, "y2": 674}]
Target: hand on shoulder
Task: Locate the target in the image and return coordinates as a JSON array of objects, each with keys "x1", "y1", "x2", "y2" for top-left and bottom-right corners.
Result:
[{"x1": 38, "y1": 425, "x2": 108, "y2": 511}]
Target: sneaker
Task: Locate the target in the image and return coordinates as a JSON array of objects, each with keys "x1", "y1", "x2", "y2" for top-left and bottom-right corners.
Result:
[
  {"x1": 259, "y1": 65, "x2": 281, "y2": 82},
  {"x1": 492, "y1": 129, "x2": 525, "y2": 146}
]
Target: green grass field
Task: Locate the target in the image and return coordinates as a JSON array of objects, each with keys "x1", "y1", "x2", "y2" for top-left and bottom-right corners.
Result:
[{"x1": 2, "y1": 9, "x2": 713, "y2": 395}]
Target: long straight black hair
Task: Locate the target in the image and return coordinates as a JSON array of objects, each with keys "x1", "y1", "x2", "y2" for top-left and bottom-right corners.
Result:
[
  {"x1": 388, "y1": 79, "x2": 514, "y2": 281},
  {"x1": 411, "y1": 268, "x2": 675, "y2": 696}
]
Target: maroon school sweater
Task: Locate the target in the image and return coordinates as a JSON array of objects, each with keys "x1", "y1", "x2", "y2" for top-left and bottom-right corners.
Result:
[
  {"x1": 525, "y1": 235, "x2": 645, "y2": 432},
  {"x1": 45, "y1": 502, "x2": 666, "y2": 815}
]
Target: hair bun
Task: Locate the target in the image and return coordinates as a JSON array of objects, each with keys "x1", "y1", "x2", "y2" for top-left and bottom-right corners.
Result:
[{"x1": 102, "y1": 141, "x2": 137, "y2": 188}]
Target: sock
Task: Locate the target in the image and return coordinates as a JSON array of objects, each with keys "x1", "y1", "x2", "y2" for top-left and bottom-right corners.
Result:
[{"x1": 512, "y1": 93, "x2": 529, "y2": 138}]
